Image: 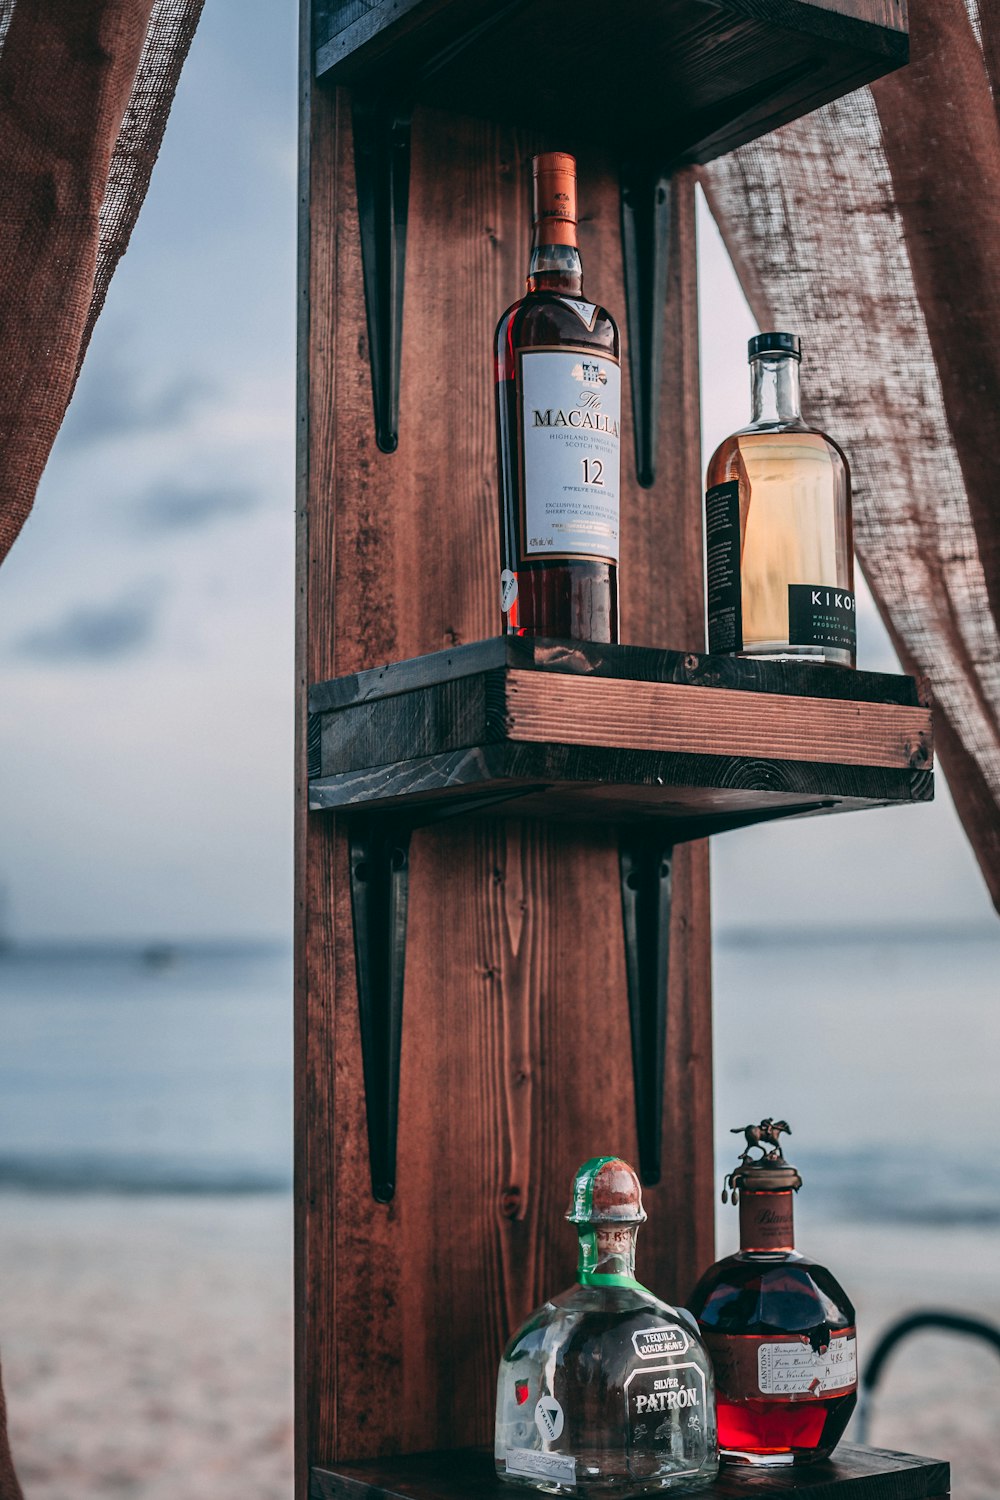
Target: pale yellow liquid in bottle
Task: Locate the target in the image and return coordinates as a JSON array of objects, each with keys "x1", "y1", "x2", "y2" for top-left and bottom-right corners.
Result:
[{"x1": 707, "y1": 426, "x2": 854, "y2": 667}]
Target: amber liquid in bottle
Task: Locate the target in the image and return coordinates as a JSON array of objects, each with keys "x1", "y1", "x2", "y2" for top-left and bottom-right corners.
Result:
[
  {"x1": 495, "y1": 152, "x2": 621, "y2": 641},
  {"x1": 687, "y1": 1186, "x2": 857, "y2": 1466},
  {"x1": 705, "y1": 338, "x2": 855, "y2": 667}
]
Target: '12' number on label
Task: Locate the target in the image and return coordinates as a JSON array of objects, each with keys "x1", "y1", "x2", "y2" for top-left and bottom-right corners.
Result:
[{"x1": 581, "y1": 459, "x2": 604, "y2": 486}]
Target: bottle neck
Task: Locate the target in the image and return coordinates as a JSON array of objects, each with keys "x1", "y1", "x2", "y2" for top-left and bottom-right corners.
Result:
[
  {"x1": 739, "y1": 1189, "x2": 796, "y2": 1253},
  {"x1": 750, "y1": 353, "x2": 802, "y2": 425},
  {"x1": 577, "y1": 1222, "x2": 644, "y2": 1289},
  {"x1": 528, "y1": 239, "x2": 584, "y2": 296}
]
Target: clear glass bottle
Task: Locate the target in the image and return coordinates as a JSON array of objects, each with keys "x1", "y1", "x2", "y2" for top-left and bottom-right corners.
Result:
[
  {"x1": 704, "y1": 332, "x2": 855, "y2": 667},
  {"x1": 495, "y1": 1157, "x2": 718, "y2": 1495},
  {"x1": 687, "y1": 1124, "x2": 857, "y2": 1466},
  {"x1": 495, "y1": 152, "x2": 621, "y2": 642}
]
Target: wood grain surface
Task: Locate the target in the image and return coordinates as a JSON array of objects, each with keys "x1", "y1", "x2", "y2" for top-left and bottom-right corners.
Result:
[
  {"x1": 297, "y1": 38, "x2": 713, "y2": 1493},
  {"x1": 309, "y1": 636, "x2": 928, "y2": 714},
  {"x1": 504, "y1": 673, "x2": 932, "y2": 770},
  {"x1": 308, "y1": 745, "x2": 930, "y2": 824},
  {"x1": 311, "y1": 1443, "x2": 948, "y2": 1500},
  {"x1": 313, "y1": 0, "x2": 909, "y2": 170}
]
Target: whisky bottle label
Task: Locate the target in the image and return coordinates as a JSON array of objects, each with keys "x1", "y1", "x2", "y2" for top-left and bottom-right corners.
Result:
[
  {"x1": 705, "y1": 482, "x2": 742, "y2": 653},
  {"x1": 555, "y1": 296, "x2": 599, "y2": 331},
  {"x1": 518, "y1": 347, "x2": 621, "y2": 564},
  {"x1": 624, "y1": 1360, "x2": 708, "y2": 1477},
  {"x1": 704, "y1": 1330, "x2": 857, "y2": 1401},
  {"x1": 739, "y1": 1190, "x2": 795, "y2": 1250},
  {"x1": 787, "y1": 584, "x2": 856, "y2": 653},
  {"x1": 505, "y1": 1448, "x2": 577, "y2": 1484}
]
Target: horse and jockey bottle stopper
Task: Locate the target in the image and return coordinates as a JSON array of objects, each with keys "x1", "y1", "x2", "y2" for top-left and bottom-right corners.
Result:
[{"x1": 687, "y1": 1120, "x2": 858, "y2": 1466}]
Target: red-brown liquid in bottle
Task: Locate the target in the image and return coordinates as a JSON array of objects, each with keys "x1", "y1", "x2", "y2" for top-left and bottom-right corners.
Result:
[
  {"x1": 689, "y1": 1189, "x2": 857, "y2": 1466},
  {"x1": 495, "y1": 153, "x2": 620, "y2": 642}
]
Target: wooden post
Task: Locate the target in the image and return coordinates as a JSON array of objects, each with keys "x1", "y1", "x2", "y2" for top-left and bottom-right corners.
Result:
[{"x1": 296, "y1": 22, "x2": 711, "y2": 1496}]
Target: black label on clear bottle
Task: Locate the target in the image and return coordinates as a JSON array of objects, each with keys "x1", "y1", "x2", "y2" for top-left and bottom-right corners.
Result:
[
  {"x1": 787, "y1": 585, "x2": 856, "y2": 653},
  {"x1": 705, "y1": 482, "x2": 742, "y2": 653}
]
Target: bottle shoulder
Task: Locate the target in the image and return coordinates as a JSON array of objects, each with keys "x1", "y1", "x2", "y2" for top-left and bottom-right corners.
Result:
[
  {"x1": 688, "y1": 1250, "x2": 855, "y2": 1333},
  {"x1": 706, "y1": 421, "x2": 850, "y2": 487},
  {"x1": 502, "y1": 1283, "x2": 708, "y2": 1360},
  {"x1": 495, "y1": 293, "x2": 619, "y2": 361}
]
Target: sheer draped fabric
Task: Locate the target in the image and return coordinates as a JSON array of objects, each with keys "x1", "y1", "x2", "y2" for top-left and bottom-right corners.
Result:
[
  {"x1": 701, "y1": 0, "x2": 1000, "y2": 912},
  {"x1": 0, "y1": 0, "x2": 998, "y2": 910}
]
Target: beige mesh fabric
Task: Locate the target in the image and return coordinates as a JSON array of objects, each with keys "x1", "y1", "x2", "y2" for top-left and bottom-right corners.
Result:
[
  {"x1": 0, "y1": 0, "x2": 204, "y2": 562},
  {"x1": 80, "y1": 0, "x2": 205, "y2": 367},
  {"x1": 701, "y1": 0, "x2": 1000, "y2": 913}
]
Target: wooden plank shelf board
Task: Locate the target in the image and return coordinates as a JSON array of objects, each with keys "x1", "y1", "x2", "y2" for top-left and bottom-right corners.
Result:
[
  {"x1": 311, "y1": 1445, "x2": 949, "y2": 1500},
  {"x1": 308, "y1": 637, "x2": 933, "y2": 836},
  {"x1": 312, "y1": 0, "x2": 908, "y2": 169}
]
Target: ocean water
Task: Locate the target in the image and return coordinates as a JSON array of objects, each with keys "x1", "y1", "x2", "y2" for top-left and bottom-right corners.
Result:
[
  {"x1": 713, "y1": 925, "x2": 1000, "y2": 1229},
  {"x1": 0, "y1": 942, "x2": 292, "y2": 1192},
  {"x1": 0, "y1": 929, "x2": 997, "y2": 1221}
]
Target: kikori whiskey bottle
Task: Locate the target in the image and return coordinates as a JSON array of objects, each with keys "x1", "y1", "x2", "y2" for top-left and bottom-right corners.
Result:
[
  {"x1": 705, "y1": 332, "x2": 855, "y2": 666},
  {"x1": 495, "y1": 1157, "x2": 718, "y2": 1494},
  {"x1": 495, "y1": 153, "x2": 621, "y2": 641},
  {"x1": 687, "y1": 1122, "x2": 857, "y2": 1466}
]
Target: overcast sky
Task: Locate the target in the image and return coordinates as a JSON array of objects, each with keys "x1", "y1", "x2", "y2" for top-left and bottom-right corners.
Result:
[{"x1": 0, "y1": 1, "x2": 993, "y2": 942}]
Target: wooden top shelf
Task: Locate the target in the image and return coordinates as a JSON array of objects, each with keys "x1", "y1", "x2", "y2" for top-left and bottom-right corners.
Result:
[
  {"x1": 313, "y1": 0, "x2": 908, "y2": 167},
  {"x1": 311, "y1": 1445, "x2": 949, "y2": 1500},
  {"x1": 308, "y1": 637, "x2": 933, "y2": 838}
]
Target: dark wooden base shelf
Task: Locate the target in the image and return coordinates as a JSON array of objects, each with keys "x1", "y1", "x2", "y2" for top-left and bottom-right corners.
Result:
[
  {"x1": 308, "y1": 637, "x2": 933, "y2": 837},
  {"x1": 311, "y1": 1445, "x2": 949, "y2": 1500}
]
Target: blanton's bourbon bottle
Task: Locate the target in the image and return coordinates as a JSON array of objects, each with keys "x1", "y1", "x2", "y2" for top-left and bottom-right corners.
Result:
[
  {"x1": 495, "y1": 153, "x2": 621, "y2": 641},
  {"x1": 687, "y1": 1122, "x2": 857, "y2": 1467},
  {"x1": 705, "y1": 333, "x2": 856, "y2": 667},
  {"x1": 496, "y1": 1157, "x2": 718, "y2": 1494}
]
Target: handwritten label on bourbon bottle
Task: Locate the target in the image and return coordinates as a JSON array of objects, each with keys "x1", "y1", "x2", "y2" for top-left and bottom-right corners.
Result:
[{"x1": 704, "y1": 1330, "x2": 857, "y2": 1402}]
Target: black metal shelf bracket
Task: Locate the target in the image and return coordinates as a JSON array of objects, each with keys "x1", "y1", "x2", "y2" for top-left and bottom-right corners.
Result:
[
  {"x1": 349, "y1": 816, "x2": 412, "y2": 1202},
  {"x1": 344, "y1": 791, "x2": 841, "y2": 1202},
  {"x1": 620, "y1": 163, "x2": 673, "y2": 488},
  {"x1": 619, "y1": 834, "x2": 674, "y2": 1187},
  {"x1": 347, "y1": 787, "x2": 542, "y2": 1202},
  {"x1": 352, "y1": 91, "x2": 413, "y2": 454}
]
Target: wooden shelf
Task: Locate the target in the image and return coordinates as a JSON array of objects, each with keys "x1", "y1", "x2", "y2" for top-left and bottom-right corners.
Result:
[
  {"x1": 313, "y1": 0, "x2": 908, "y2": 168},
  {"x1": 311, "y1": 1445, "x2": 949, "y2": 1500},
  {"x1": 308, "y1": 637, "x2": 933, "y2": 838}
]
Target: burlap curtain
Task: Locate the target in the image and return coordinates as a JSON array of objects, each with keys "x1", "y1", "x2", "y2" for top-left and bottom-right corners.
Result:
[
  {"x1": 701, "y1": 0, "x2": 1000, "y2": 913},
  {"x1": 2, "y1": 0, "x2": 999, "y2": 914},
  {"x1": 0, "y1": 6, "x2": 201, "y2": 1486},
  {"x1": 0, "y1": 0, "x2": 203, "y2": 561}
]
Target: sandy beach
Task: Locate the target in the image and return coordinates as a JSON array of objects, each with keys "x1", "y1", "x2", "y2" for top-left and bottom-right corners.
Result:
[
  {"x1": 0, "y1": 1194, "x2": 996, "y2": 1498},
  {"x1": 0, "y1": 1195, "x2": 293, "y2": 1500}
]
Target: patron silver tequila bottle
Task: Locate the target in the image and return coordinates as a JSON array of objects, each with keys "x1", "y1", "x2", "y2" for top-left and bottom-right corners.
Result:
[{"x1": 495, "y1": 1157, "x2": 718, "y2": 1494}]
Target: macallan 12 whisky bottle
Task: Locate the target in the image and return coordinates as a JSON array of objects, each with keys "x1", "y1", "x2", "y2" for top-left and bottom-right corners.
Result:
[
  {"x1": 704, "y1": 333, "x2": 855, "y2": 666},
  {"x1": 687, "y1": 1121, "x2": 857, "y2": 1467},
  {"x1": 495, "y1": 153, "x2": 621, "y2": 641},
  {"x1": 495, "y1": 1157, "x2": 718, "y2": 1495}
]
